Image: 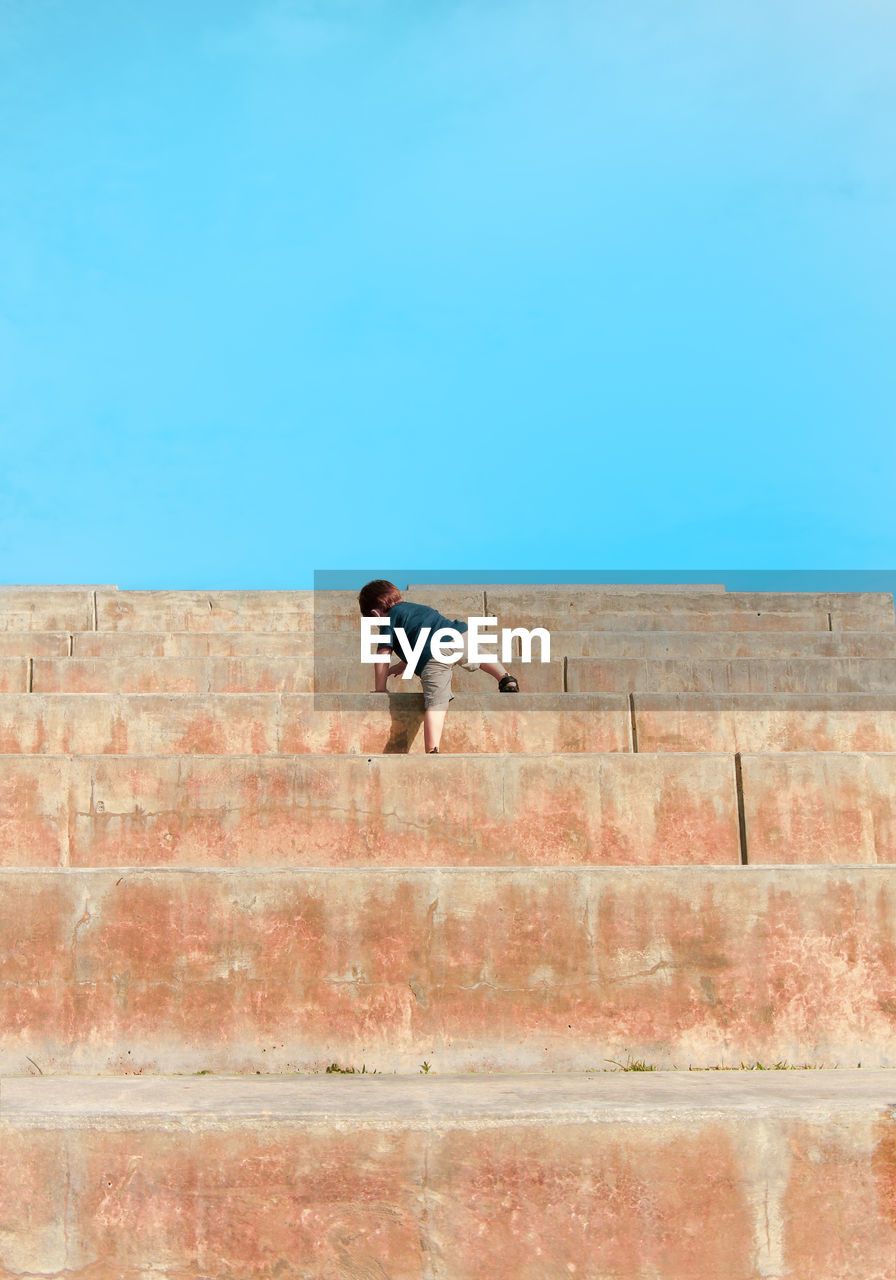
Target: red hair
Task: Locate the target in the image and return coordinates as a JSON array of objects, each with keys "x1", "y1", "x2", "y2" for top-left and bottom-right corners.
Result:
[{"x1": 358, "y1": 579, "x2": 402, "y2": 616}]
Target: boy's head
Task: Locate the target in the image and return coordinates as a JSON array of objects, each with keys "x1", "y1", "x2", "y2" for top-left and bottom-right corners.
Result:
[{"x1": 358, "y1": 579, "x2": 402, "y2": 617}]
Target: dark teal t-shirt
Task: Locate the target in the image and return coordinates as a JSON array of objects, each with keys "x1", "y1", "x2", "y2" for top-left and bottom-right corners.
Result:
[{"x1": 380, "y1": 602, "x2": 469, "y2": 675}]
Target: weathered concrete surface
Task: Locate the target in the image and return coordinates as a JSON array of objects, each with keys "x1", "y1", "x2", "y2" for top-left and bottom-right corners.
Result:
[
  {"x1": 19, "y1": 653, "x2": 896, "y2": 695},
  {"x1": 95, "y1": 589, "x2": 484, "y2": 633},
  {"x1": 96, "y1": 589, "x2": 314, "y2": 632},
  {"x1": 62, "y1": 626, "x2": 896, "y2": 662},
  {"x1": 633, "y1": 693, "x2": 896, "y2": 752},
  {"x1": 741, "y1": 752, "x2": 896, "y2": 865},
  {"x1": 0, "y1": 589, "x2": 95, "y2": 633},
  {"x1": 73, "y1": 630, "x2": 314, "y2": 658},
  {"x1": 0, "y1": 752, "x2": 738, "y2": 868},
  {"x1": 11, "y1": 626, "x2": 896, "y2": 663},
  {"x1": 31, "y1": 656, "x2": 557, "y2": 695},
  {"x1": 32, "y1": 656, "x2": 315, "y2": 694},
  {"x1": 2, "y1": 867, "x2": 895, "y2": 1074},
  {"x1": 17, "y1": 749, "x2": 896, "y2": 870},
  {"x1": 312, "y1": 656, "x2": 560, "y2": 694},
  {"x1": 484, "y1": 589, "x2": 895, "y2": 630},
  {"x1": 493, "y1": 608, "x2": 854, "y2": 634},
  {"x1": 407, "y1": 581, "x2": 730, "y2": 593},
  {"x1": 531, "y1": 629, "x2": 896, "y2": 659},
  {"x1": 0, "y1": 660, "x2": 26, "y2": 693},
  {"x1": 87, "y1": 589, "x2": 895, "y2": 634},
  {"x1": 567, "y1": 656, "x2": 896, "y2": 694},
  {"x1": 4, "y1": 1073, "x2": 896, "y2": 1280},
  {"x1": 4, "y1": 1072, "x2": 895, "y2": 1280},
  {"x1": 0, "y1": 757, "x2": 67, "y2": 868},
  {"x1": 0, "y1": 693, "x2": 632, "y2": 755},
  {"x1": 0, "y1": 633, "x2": 71, "y2": 658}
]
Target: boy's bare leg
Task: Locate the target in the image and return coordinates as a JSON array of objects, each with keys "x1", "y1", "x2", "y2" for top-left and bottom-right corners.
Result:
[{"x1": 424, "y1": 705, "x2": 448, "y2": 752}]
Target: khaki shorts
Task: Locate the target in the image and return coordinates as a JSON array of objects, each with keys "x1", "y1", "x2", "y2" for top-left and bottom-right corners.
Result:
[{"x1": 418, "y1": 631, "x2": 479, "y2": 709}]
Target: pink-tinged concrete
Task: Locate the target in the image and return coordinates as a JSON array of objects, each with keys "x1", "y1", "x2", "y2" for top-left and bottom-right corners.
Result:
[
  {"x1": 2, "y1": 866, "x2": 896, "y2": 1074},
  {"x1": 567, "y1": 656, "x2": 896, "y2": 694},
  {"x1": 288, "y1": 693, "x2": 631, "y2": 754},
  {"x1": 89, "y1": 588, "x2": 896, "y2": 635},
  {"x1": 0, "y1": 660, "x2": 27, "y2": 693},
  {"x1": 0, "y1": 757, "x2": 68, "y2": 867},
  {"x1": 407, "y1": 581, "x2": 729, "y2": 593},
  {"x1": 4, "y1": 1072, "x2": 895, "y2": 1280},
  {"x1": 46, "y1": 751, "x2": 737, "y2": 868},
  {"x1": 0, "y1": 693, "x2": 282, "y2": 755},
  {"x1": 633, "y1": 693, "x2": 896, "y2": 752},
  {"x1": 30, "y1": 656, "x2": 556, "y2": 695},
  {"x1": 0, "y1": 632, "x2": 71, "y2": 657},
  {"x1": 312, "y1": 656, "x2": 562, "y2": 694},
  {"x1": 73, "y1": 630, "x2": 314, "y2": 658},
  {"x1": 32, "y1": 656, "x2": 316, "y2": 694},
  {"x1": 484, "y1": 588, "x2": 896, "y2": 629},
  {"x1": 740, "y1": 753, "x2": 896, "y2": 865},
  {"x1": 0, "y1": 693, "x2": 632, "y2": 755},
  {"x1": 96, "y1": 589, "x2": 314, "y2": 632},
  {"x1": 532, "y1": 629, "x2": 896, "y2": 659},
  {"x1": 94, "y1": 589, "x2": 483, "y2": 633},
  {"x1": 0, "y1": 1119, "x2": 426, "y2": 1279},
  {"x1": 0, "y1": 589, "x2": 95, "y2": 633},
  {"x1": 496, "y1": 609, "x2": 839, "y2": 633},
  {"x1": 66, "y1": 627, "x2": 896, "y2": 663}
]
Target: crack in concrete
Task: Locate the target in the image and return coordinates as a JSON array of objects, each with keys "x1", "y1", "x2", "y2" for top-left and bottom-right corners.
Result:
[
  {"x1": 608, "y1": 959, "x2": 676, "y2": 984},
  {"x1": 69, "y1": 903, "x2": 92, "y2": 954}
]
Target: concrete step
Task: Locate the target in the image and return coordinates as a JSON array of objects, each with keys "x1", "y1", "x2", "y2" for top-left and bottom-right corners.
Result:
[
  {"x1": 6, "y1": 750, "x2": 894, "y2": 871},
  {"x1": 25, "y1": 654, "x2": 896, "y2": 695},
  {"x1": 73, "y1": 629, "x2": 315, "y2": 658},
  {"x1": 0, "y1": 752, "x2": 740, "y2": 869},
  {"x1": 3, "y1": 628, "x2": 895, "y2": 667},
  {"x1": 0, "y1": 658, "x2": 28, "y2": 692},
  {"x1": 27, "y1": 656, "x2": 560, "y2": 695},
  {"x1": 4, "y1": 691, "x2": 896, "y2": 754},
  {"x1": 3, "y1": 627, "x2": 892, "y2": 666},
  {"x1": 71, "y1": 588, "x2": 895, "y2": 633},
  {"x1": 0, "y1": 632, "x2": 71, "y2": 657},
  {"x1": 566, "y1": 656, "x2": 896, "y2": 694},
  {"x1": 3, "y1": 1071, "x2": 893, "y2": 1280},
  {"x1": 0, "y1": 693, "x2": 633, "y2": 755},
  {"x1": 483, "y1": 589, "x2": 894, "y2": 630},
  {"x1": 3, "y1": 632, "x2": 890, "y2": 680},
  {"x1": 0, "y1": 588, "x2": 96, "y2": 633},
  {"x1": 407, "y1": 580, "x2": 730, "y2": 591},
  {"x1": 2, "y1": 866, "x2": 894, "y2": 1074},
  {"x1": 408, "y1": 584, "x2": 893, "y2": 621},
  {"x1": 633, "y1": 692, "x2": 896, "y2": 752},
  {"x1": 4, "y1": 587, "x2": 893, "y2": 635},
  {"x1": 93, "y1": 589, "x2": 486, "y2": 633},
  {"x1": 30, "y1": 655, "x2": 316, "y2": 694},
  {"x1": 521, "y1": 629, "x2": 896, "y2": 658},
  {"x1": 492, "y1": 607, "x2": 890, "y2": 634},
  {"x1": 740, "y1": 752, "x2": 896, "y2": 865},
  {"x1": 363, "y1": 596, "x2": 894, "y2": 635}
]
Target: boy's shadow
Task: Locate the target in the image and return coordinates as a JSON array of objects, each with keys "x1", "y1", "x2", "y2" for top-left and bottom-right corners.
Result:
[{"x1": 383, "y1": 691, "x2": 425, "y2": 753}]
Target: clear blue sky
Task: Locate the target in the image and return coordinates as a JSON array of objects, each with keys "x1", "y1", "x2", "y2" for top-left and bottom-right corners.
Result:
[{"x1": 2, "y1": 1, "x2": 894, "y2": 588}]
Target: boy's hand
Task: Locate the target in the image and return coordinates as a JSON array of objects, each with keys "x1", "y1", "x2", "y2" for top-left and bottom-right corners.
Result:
[{"x1": 388, "y1": 661, "x2": 407, "y2": 679}]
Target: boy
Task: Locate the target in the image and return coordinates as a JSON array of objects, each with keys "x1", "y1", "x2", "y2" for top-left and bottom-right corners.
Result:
[{"x1": 358, "y1": 580, "x2": 519, "y2": 753}]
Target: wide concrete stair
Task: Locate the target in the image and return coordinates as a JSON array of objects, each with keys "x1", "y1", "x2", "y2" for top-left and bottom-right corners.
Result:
[{"x1": 2, "y1": 583, "x2": 896, "y2": 1278}]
